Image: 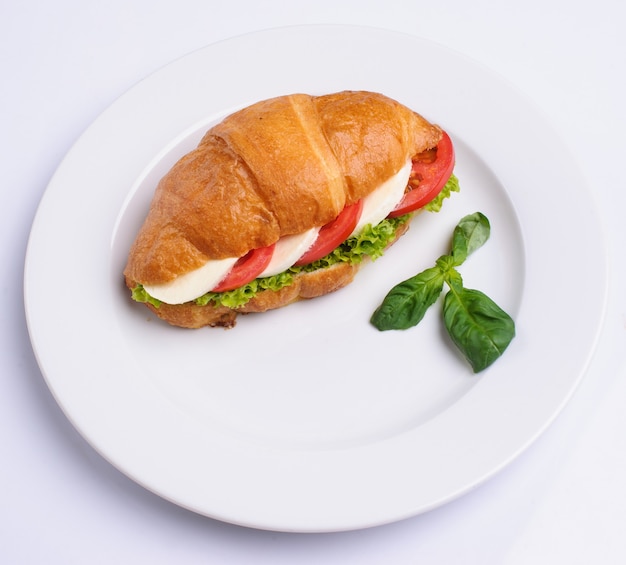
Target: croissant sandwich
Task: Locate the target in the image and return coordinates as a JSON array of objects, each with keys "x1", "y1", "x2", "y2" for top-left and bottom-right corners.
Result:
[{"x1": 124, "y1": 91, "x2": 458, "y2": 328}]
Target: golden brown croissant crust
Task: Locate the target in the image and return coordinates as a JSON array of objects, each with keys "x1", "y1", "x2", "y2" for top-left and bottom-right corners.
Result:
[{"x1": 124, "y1": 91, "x2": 442, "y2": 286}]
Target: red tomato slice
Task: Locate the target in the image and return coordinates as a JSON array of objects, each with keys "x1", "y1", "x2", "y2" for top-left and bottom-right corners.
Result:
[
  {"x1": 387, "y1": 130, "x2": 455, "y2": 218},
  {"x1": 212, "y1": 243, "x2": 276, "y2": 293},
  {"x1": 294, "y1": 199, "x2": 364, "y2": 266}
]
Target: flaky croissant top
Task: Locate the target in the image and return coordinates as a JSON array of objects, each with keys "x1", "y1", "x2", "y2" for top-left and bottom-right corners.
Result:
[{"x1": 124, "y1": 91, "x2": 442, "y2": 285}]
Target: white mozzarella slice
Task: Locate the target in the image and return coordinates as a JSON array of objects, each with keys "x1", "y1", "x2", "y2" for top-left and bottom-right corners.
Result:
[
  {"x1": 143, "y1": 256, "x2": 239, "y2": 305},
  {"x1": 349, "y1": 160, "x2": 411, "y2": 238},
  {"x1": 259, "y1": 227, "x2": 320, "y2": 277}
]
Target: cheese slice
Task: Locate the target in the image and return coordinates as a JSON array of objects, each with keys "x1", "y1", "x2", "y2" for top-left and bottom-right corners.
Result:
[
  {"x1": 349, "y1": 160, "x2": 411, "y2": 238},
  {"x1": 143, "y1": 256, "x2": 238, "y2": 305},
  {"x1": 259, "y1": 227, "x2": 320, "y2": 278}
]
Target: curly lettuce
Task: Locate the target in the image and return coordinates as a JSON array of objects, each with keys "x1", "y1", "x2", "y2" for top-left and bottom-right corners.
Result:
[{"x1": 424, "y1": 173, "x2": 460, "y2": 212}]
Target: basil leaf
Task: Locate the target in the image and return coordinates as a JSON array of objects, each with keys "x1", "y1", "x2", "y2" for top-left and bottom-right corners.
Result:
[
  {"x1": 443, "y1": 287, "x2": 515, "y2": 373},
  {"x1": 371, "y1": 266, "x2": 445, "y2": 330},
  {"x1": 452, "y1": 212, "x2": 491, "y2": 265}
]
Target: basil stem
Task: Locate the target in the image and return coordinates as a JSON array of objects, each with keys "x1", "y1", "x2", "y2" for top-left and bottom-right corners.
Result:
[{"x1": 443, "y1": 286, "x2": 516, "y2": 373}]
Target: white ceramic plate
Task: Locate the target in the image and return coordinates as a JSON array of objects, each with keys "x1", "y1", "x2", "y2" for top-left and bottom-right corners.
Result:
[{"x1": 24, "y1": 26, "x2": 607, "y2": 532}]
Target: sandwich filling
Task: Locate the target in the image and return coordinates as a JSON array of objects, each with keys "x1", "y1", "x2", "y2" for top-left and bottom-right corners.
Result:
[
  {"x1": 132, "y1": 170, "x2": 460, "y2": 310},
  {"x1": 142, "y1": 161, "x2": 413, "y2": 305}
]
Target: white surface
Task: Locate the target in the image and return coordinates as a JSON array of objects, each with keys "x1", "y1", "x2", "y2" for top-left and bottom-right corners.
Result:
[
  {"x1": 3, "y1": 0, "x2": 625, "y2": 561},
  {"x1": 24, "y1": 25, "x2": 607, "y2": 533}
]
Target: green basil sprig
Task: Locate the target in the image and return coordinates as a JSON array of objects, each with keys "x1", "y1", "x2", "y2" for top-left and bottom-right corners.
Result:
[{"x1": 370, "y1": 212, "x2": 515, "y2": 373}]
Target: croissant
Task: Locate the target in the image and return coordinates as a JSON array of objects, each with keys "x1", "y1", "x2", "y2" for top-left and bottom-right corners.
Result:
[{"x1": 124, "y1": 91, "x2": 454, "y2": 328}]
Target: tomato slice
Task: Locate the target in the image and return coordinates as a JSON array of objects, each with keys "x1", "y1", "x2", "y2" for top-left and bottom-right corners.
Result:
[
  {"x1": 294, "y1": 199, "x2": 364, "y2": 266},
  {"x1": 387, "y1": 130, "x2": 455, "y2": 218},
  {"x1": 212, "y1": 243, "x2": 276, "y2": 293}
]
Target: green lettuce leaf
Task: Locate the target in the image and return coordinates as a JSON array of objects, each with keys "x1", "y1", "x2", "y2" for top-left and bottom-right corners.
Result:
[
  {"x1": 131, "y1": 284, "x2": 162, "y2": 308},
  {"x1": 424, "y1": 173, "x2": 460, "y2": 212}
]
